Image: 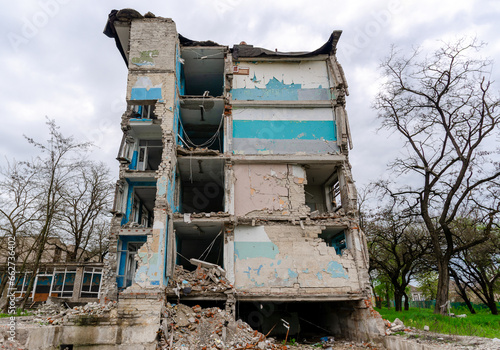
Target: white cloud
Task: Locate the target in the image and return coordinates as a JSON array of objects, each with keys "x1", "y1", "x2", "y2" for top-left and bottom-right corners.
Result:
[{"x1": 1, "y1": 0, "x2": 499, "y2": 189}]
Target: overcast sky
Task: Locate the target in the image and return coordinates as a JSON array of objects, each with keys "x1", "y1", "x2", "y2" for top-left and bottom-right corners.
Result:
[{"x1": 1, "y1": 0, "x2": 499, "y2": 188}]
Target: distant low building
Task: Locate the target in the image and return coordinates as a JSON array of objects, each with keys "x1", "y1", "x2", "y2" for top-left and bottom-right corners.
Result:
[{"x1": 0, "y1": 236, "x2": 104, "y2": 303}]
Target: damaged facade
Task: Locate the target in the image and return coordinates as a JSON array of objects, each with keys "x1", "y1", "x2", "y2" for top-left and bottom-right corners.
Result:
[{"x1": 99, "y1": 8, "x2": 384, "y2": 348}]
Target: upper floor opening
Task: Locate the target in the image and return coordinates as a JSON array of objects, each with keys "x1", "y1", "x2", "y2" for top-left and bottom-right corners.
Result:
[{"x1": 180, "y1": 47, "x2": 225, "y2": 97}]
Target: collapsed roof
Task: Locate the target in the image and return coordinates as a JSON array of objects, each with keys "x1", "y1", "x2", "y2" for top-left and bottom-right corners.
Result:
[{"x1": 103, "y1": 9, "x2": 342, "y2": 66}]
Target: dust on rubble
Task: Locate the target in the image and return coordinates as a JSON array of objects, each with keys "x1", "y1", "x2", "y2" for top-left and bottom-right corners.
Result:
[
  {"x1": 158, "y1": 303, "x2": 379, "y2": 350},
  {"x1": 168, "y1": 264, "x2": 232, "y2": 294}
]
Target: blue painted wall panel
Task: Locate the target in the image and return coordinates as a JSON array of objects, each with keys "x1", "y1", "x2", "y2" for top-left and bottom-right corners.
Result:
[
  {"x1": 231, "y1": 77, "x2": 330, "y2": 101},
  {"x1": 131, "y1": 87, "x2": 162, "y2": 100},
  {"x1": 233, "y1": 120, "x2": 336, "y2": 140}
]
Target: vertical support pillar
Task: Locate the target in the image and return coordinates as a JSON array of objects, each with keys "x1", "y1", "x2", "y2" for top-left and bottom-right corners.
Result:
[{"x1": 71, "y1": 265, "x2": 84, "y2": 302}]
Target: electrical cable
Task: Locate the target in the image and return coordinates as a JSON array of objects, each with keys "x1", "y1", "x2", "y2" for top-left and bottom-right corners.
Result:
[
  {"x1": 178, "y1": 110, "x2": 224, "y2": 148},
  {"x1": 198, "y1": 229, "x2": 222, "y2": 261}
]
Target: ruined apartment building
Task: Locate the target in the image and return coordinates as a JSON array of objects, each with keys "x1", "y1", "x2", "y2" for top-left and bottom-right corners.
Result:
[{"x1": 101, "y1": 8, "x2": 384, "y2": 348}]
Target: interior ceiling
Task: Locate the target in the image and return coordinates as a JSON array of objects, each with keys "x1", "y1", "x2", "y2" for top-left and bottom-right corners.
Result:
[
  {"x1": 322, "y1": 226, "x2": 346, "y2": 237},
  {"x1": 181, "y1": 47, "x2": 225, "y2": 96},
  {"x1": 115, "y1": 24, "x2": 131, "y2": 62},
  {"x1": 177, "y1": 157, "x2": 224, "y2": 184},
  {"x1": 135, "y1": 187, "x2": 156, "y2": 211},
  {"x1": 129, "y1": 123, "x2": 162, "y2": 139},
  {"x1": 174, "y1": 221, "x2": 223, "y2": 239},
  {"x1": 180, "y1": 98, "x2": 224, "y2": 126},
  {"x1": 305, "y1": 164, "x2": 338, "y2": 186}
]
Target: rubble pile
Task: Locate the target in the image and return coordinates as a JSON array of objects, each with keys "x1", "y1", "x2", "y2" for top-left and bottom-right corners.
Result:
[
  {"x1": 169, "y1": 263, "x2": 232, "y2": 294},
  {"x1": 385, "y1": 318, "x2": 406, "y2": 334},
  {"x1": 159, "y1": 303, "x2": 281, "y2": 349},
  {"x1": 33, "y1": 301, "x2": 117, "y2": 325}
]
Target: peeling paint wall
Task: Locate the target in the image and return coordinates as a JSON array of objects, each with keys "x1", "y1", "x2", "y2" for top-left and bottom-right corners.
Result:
[
  {"x1": 231, "y1": 61, "x2": 331, "y2": 101},
  {"x1": 233, "y1": 164, "x2": 309, "y2": 216},
  {"x1": 229, "y1": 61, "x2": 339, "y2": 155},
  {"x1": 233, "y1": 225, "x2": 362, "y2": 294},
  {"x1": 232, "y1": 107, "x2": 338, "y2": 155}
]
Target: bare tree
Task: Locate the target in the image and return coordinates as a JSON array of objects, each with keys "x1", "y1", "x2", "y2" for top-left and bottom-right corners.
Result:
[
  {"x1": 18, "y1": 119, "x2": 92, "y2": 308},
  {"x1": 0, "y1": 161, "x2": 42, "y2": 309},
  {"x1": 366, "y1": 206, "x2": 431, "y2": 311},
  {"x1": 57, "y1": 162, "x2": 113, "y2": 262},
  {"x1": 374, "y1": 38, "x2": 500, "y2": 314},
  {"x1": 449, "y1": 219, "x2": 500, "y2": 314}
]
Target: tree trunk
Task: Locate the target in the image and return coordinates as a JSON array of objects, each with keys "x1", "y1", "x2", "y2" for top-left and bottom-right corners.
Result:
[
  {"x1": 394, "y1": 290, "x2": 403, "y2": 312},
  {"x1": 404, "y1": 292, "x2": 410, "y2": 311},
  {"x1": 486, "y1": 290, "x2": 498, "y2": 315},
  {"x1": 449, "y1": 268, "x2": 476, "y2": 314},
  {"x1": 487, "y1": 299, "x2": 498, "y2": 315},
  {"x1": 435, "y1": 259, "x2": 450, "y2": 315},
  {"x1": 462, "y1": 295, "x2": 476, "y2": 314}
]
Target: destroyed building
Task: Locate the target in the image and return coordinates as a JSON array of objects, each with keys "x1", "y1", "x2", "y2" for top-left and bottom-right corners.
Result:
[{"x1": 98, "y1": 8, "x2": 384, "y2": 348}]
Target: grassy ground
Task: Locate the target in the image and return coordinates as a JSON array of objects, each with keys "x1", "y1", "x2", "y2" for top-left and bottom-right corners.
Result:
[
  {"x1": 0, "y1": 308, "x2": 32, "y2": 318},
  {"x1": 375, "y1": 306, "x2": 500, "y2": 339}
]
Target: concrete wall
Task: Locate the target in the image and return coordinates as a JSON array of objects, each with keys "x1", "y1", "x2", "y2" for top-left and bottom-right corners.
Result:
[
  {"x1": 231, "y1": 61, "x2": 331, "y2": 101},
  {"x1": 233, "y1": 164, "x2": 309, "y2": 217},
  {"x1": 233, "y1": 225, "x2": 362, "y2": 294},
  {"x1": 232, "y1": 107, "x2": 339, "y2": 155},
  {"x1": 229, "y1": 60, "x2": 339, "y2": 155}
]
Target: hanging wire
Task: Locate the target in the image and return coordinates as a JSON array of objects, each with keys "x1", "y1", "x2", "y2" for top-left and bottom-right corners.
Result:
[
  {"x1": 176, "y1": 251, "x2": 192, "y2": 264},
  {"x1": 198, "y1": 229, "x2": 223, "y2": 261},
  {"x1": 178, "y1": 111, "x2": 224, "y2": 148}
]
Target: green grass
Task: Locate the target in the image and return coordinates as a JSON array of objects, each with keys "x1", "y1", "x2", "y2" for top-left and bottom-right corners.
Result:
[
  {"x1": 375, "y1": 306, "x2": 500, "y2": 339},
  {"x1": 0, "y1": 308, "x2": 32, "y2": 318}
]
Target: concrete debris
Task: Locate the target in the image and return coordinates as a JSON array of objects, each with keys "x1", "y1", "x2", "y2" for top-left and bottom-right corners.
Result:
[
  {"x1": 122, "y1": 221, "x2": 147, "y2": 228},
  {"x1": 169, "y1": 265, "x2": 232, "y2": 293},
  {"x1": 157, "y1": 304, "x2": 377, "y2": 350},
  {"x1": 159, "y1": 303, "x2": 279, "y2": 350},
  {"x1": 32, "y1": 301, "x2": 117, "y2": 325},
  {"x1": 0, "y1": 338, "x2": 26, "y2": 350},
  {"x1": 391, "y1": 318, "x2": 403, "y2": 326}
]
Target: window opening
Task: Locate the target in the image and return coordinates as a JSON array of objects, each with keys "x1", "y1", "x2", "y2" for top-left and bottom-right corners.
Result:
[
  {"x1": 175, "y1": 225, "x2": 224, "y2": 271},
  {"x1": 80, "y1": 267, "x2": 102, "y2": 298},
  {"x1": 125, "y1": 186, "x2": 156, "y2": 227},
  {"x1": 116, "y1": 237, "x2": 147, "y2": 289},
  {"x1": 177, "y1": 158, "x2": 225, "y2": 213},
  {"x1": 181, "y1": 47, "x2": 225, "y2": 97},
  {"x1": 132, "y1": 105, "x2": 155, "y2": 119},
  {"x1": 124, "y1": 242, "x2": 143, "y2": 288},
  {"x1": 53, "y1": 246, "x2": 62, "y2": 262},
  {"x1": 49, "y1": 267, "x2": 77, "y2": 298},
  {"x1": 304, "y1": 165, "x2": 340, "y2": 213},
  {"x1": 137, "y1": 140, "x2": 162, "y2": 171},
  {"x1": 319, "y1": 229, "x2": 347, "y2": 256}
]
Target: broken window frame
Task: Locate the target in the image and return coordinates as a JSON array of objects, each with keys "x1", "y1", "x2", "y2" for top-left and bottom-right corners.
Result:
[
  {"x1": 132, "y1": 104, "x2": 155, "y2": 119},
  {"x1": 112, "y1": 180, "x2": 127, "y2": 214},
  {"x1": 80, "y1": 267, "x2": 102, "y2": 299},
  {"x1": 324, "y1": 169, "x2": 342, "y2": 212},
  {"x1": 136, "y1": 140, "x2": 163, "y2": 171},
  {"x1": 117, "y1": 135, "x2": 136, "y2": 163},
  {"x1": 117, "y1": 240, "x2": 145, "y2": 289},
  {"x1": 14, "y1": 271, "x2": 32, "y2": 298},
  {"x1": 121, "y1": 181, "x2": 156, "y2": 227},
  {"x1": 49, "y1": 267, "x2": 77, "y2": 298}
]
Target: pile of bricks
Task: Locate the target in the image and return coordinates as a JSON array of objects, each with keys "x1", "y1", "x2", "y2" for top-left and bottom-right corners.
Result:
[
  {"x1": 169, "y1": 263, "x2": 232, "y2": 294},
  {"x1": 159, "y1": 303, "x2": 283, "y2": 350},
  {"x1": 33, "y1": 301, "x2": 117, "y2": 325}
]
